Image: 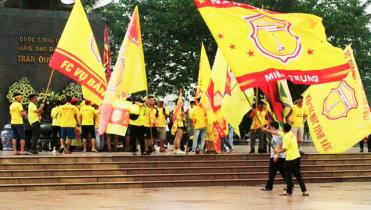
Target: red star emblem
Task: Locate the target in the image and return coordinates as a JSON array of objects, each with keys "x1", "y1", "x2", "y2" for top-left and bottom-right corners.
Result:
[
  {"x1": 247, "y1": 50, "x2": 255, "y2": 57},
  {"x1": 307, "y1": 49, "x2": 314, "y2": 55},
  {"x1": 217, "y1": 33, "x2": 224, "y2": 39},
  {"x1": 229, "y1": 44, "x2": 236, "y2": 50}
]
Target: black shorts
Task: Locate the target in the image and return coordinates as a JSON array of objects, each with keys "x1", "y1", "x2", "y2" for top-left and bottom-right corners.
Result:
[
  {"x1": 144, "y1": 127, "x2": 157, "y2": 139},
  {"x1": 81, "y1": 125, "x2": 96, "y2": 139},
  {"x1": 11, "y1": 124, "x2": 26, "y2": 140},
  {"x1": 129, "y1": 125, "x2": 144, "y2": 139}
]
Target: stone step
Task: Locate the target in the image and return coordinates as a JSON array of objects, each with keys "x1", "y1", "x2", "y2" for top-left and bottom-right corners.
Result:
[
  {"x1": 1, "y1": 153, "x2": 370, "y2": 164},
  {"x1": 0, "y1": 170, "x2": 370, "y2": 184},
  {"x1": 0, "y1": 176, "x2": 370, "y2": 192},
  {"x1": 0, "y1": 164, "x2": 370, "y2": 177},
  {"x1": 1, "y1": 158, "x2": 370, "y2": 170}
]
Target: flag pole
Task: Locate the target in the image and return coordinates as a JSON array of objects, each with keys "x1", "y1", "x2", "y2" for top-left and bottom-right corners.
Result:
[{"x1": 43, "y1": 69, "x2": 55, "y2": 103}]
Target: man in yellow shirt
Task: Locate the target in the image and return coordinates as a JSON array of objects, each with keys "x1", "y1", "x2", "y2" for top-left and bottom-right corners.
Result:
[
  {"x1": 249, "y1": 101, "x2": 268, "y2": 153},
  {"x1": 9, "y1": 93, "x2": 27, "y2": 155},
  {"x1": 265, "y1": 123, "x2": 309, "y2": 196},
  {"x1": 143, "y1": 96, "x2": 158, "y2": 155},
  {"x1": 28, "y1": 94, "x2": 45, "y2": 155},
  {"x1": 189, "y1": 100, "x2": 207, "y2": 154},
  {"x1": 286, "y1": 96, "x2": 308, "y2": 150},
  {"x1": 156, "y1": 100, "x2": 169, "y2": 152},
  {"x1": 80, "y1": 100, "x2": 97, "y2": 152},
  {"x1": 51, "y1": 100, "x2": 61, "y2": 152},
  {"x1": 129, "y1": 98, "x2": 146, "y2": 155},
  {"x1": 59, "y1": 96, "x2": 80, "y2": 154}
]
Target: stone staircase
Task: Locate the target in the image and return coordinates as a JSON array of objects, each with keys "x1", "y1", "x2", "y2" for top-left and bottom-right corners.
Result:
[{"x1": 0, "y1": 153, "x2": 370, "y2": 191}]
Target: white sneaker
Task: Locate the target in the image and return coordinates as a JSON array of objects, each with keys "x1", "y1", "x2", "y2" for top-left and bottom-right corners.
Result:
[{"x1": 177, "y1": 149, "x2": 186, "y2": 154}]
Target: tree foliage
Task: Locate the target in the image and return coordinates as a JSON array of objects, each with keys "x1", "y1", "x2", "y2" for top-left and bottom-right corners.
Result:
[{"x1": 92, "y1": 0, "x2": 370, "y2": 100}]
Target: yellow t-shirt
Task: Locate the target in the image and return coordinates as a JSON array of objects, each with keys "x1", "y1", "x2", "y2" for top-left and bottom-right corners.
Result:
[
  {"x1": 28, "y1": 102, "x2": 40, "y2": 125},
  {"x1": 9, "y1": 102, "x2": 23, "y2": 125},
  {"x1": 59, "y1": 103, "x2": 80, "y2": 128},
  {"x1": 143, "y1": 106, "x2": 157, "y2": 128},
  {"x1": 282, "y1": 131, "x2": 300, "y2": 161},
  {"x1": 80, "y1": 105, "x2": 96, "y2": 126},
  {"x1": 251, "y1": 110, "x2": 268, "y2": 129},
  {"x1": 291, "y1": 105, "x2": 307, "y2": 128},
  {"x1": 189, "y1": 105, "x2": 207, "y2": 129},
  {"x1": 156, "y1": 107, "x2": 169, "y2": 128},
  {"x1": 130, "y1": 104, "x2": 145, "y2": 126},
  {"x1": 51, "y1": 106, "x2": 61, "y2": 126}
]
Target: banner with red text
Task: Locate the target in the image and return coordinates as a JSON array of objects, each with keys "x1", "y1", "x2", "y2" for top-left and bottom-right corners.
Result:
[
  {"x1": 49, "y1": 0, "x2": 107, "y2": 105},
  {"x1": 195, "y1": 0, "x2": 350, "y2": 91},
  {"x1": 303, "y1": 46, "x2": 371, "y2": 153}
]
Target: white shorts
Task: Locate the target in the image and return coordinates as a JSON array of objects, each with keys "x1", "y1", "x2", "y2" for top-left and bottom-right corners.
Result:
[{"x1": 291, "y1": 127, "x2": 304, "y2": 142}]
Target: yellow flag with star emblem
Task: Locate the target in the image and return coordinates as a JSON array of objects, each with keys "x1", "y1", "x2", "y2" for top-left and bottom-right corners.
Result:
[
  {"x1": 195, "y1": 0, "x2": 350, "y2": 91},
  {"x1": 302, "y1": 46, "x2": 371, "y2": 153}
]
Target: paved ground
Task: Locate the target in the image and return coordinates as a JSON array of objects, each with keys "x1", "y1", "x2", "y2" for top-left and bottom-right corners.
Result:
[
  {"x1": 0, "y1": 182, "x2": 369, "y2": 210},
  {"x1": 0, "y1": 144, "x2": 367, "y2": 157}
]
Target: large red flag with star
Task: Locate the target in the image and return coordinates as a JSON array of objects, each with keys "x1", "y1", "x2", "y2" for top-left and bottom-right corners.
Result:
[{"x1": 195, "y1": 0, "x2": 350, "y2": 91}]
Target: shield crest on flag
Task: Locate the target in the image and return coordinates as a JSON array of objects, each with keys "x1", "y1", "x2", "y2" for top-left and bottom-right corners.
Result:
[
  {"x1": 244, "y1": 14, "x2": 302, "y2": 63},
  {"x1": 322, "y1": 81, "x2": 358, "y2": 120}
]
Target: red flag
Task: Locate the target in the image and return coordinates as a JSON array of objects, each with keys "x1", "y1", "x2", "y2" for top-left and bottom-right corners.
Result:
[
  {"x1": 103, "y1": 25, "x2": 112, "y2": 82},
  {"x1": 260, "y1": 81, "x2": 284, "y2": 122}
]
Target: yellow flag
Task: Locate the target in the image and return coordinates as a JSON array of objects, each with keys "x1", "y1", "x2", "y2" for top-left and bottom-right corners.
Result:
[
  {"x1": 99, "y1": 6, "x2": 147, "y2": 135},
  {"x1": 278, "y1": 80, "x2": 293, "y2": 120},
  {"x1": 222, "y1": 71, "x2": 254, "y2": 137},
  {"x1": 171, "y1": 90, "x2": 183, "y2": 135},
  {"x1": 195, "y1": 0, "x2": 350, "y2": 91},
  {"x1": 204, "y1": 49, "x2": 230, "y2": 137},
  {"x1": 49, "y1": 0, "x2": 107, "y2": 105},
  {"x1": 302, "y1": 46, "x2": 371, "y2": 154},
  {"x1": 195, "y1": 43, "x2": 212, "y2": 99}
]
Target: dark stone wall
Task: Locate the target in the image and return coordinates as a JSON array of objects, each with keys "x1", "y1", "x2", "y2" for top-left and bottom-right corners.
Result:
[{"x1": 0, "y1": 8, "x2": 105, "y2": 128}]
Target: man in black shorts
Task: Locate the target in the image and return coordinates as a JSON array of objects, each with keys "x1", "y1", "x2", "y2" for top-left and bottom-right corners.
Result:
[
  {"x1": 143, "y1": 96, "x2": 158, "y2": 155},
  {"x1": 9, "y1": 93, "x2": 27, "y2": 155}
]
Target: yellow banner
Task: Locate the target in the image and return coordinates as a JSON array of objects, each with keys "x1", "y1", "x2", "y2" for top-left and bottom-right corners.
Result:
[
  {"x1": 195, "y1": 0, "x2": 349, "y2": 90},
  {"x1": 49, "y1": 0, "x2": 107, "y2": 105},
  {"x1": 303, "y1": 46, "x2": 371, "y2": 153}
]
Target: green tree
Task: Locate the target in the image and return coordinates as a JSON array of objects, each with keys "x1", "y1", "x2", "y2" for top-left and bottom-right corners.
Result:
[{"x1": 97, "y1": 0, "x2": 216, "y2": 96}]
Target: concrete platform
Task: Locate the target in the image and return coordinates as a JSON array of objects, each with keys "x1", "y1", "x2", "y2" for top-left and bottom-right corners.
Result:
[
  {"x1": 0, "y1": 144, "x2": 366, "y2": 157},
  {"x1": 0, "y1": 182, "x2": 369, "y2": 210}
]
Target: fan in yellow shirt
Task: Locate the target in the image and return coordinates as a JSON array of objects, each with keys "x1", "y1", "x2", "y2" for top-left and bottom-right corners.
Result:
[
  {"x1": 129, "y1": 100, "x2": 146, "y2": 155},
  {"x1": 189, "y1": 100, "x2": 207, "y2": 153},
  {"x1": 156, "y1": 100, "x2": 169, "y2": 152},
  {"x1": 9, "y1": 93, "x2": 27, "y2": 155},
  {"x1": 80, "y1": 100, "x2": 97, "y2": 152},
  {"x1": 249, "y1": 101, "x2": 269, "y2": 153},
  {"x1": 286, "y1": 96, "x2": 308, "y2": 150},
  {"x1": 59, "y1": 96, "x2": 80, "y2": 154},
  {"x1": 51, "y1": 100, "x2": 62, "y2": 152},
  {"x1": 263, "y1": 123, "x2": 308, "y2": 196},
  {"x1": 142, "y1": 96, "x2": 158, "y2": 155},
  {"x1": 173, "y1": 108, "x2": 185, "y2": 154},
  {"x1": 28, "y1": 94, "x2": 45, "y2": 155}
]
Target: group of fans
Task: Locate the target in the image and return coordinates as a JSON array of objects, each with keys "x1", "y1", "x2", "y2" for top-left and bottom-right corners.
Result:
[
  {"x1": 8, "y1": 92, "x2": 315, "y2": 196},
  {"x1": 9, "y1": 93, "x2": 243, "y2": 155},
  {"x1": 8, "y1": 91, "x2": 309, "y2": 157}
]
